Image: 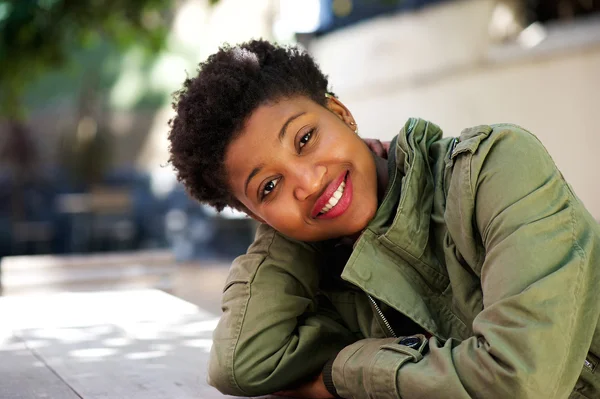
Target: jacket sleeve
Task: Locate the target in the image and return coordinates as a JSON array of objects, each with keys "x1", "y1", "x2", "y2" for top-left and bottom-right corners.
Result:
[
  {"x1": 331, "y1": 125, "x2": 600, "y2": 398},
  {"x1": 207, "y1": 224, "x2": 356, "y2": 397}
]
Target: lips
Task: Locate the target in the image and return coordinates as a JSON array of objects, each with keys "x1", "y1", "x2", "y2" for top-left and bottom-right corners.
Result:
[{"x1": 311, "y1": 171, "x2": 352, "y2": 219}]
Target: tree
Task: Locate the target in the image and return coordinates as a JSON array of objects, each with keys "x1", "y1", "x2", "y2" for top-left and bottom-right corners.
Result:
[
  {"x1": 0, "y1": 0, "x2": 199, "y2": 230},
  {"x1": 0, "y1": 0, "x2": 178, "y2": 120}
]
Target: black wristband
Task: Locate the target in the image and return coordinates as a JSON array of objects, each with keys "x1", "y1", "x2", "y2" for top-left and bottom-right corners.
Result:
[{"x1": 322, "y1": 357, "x2": 342, "y2": 398}]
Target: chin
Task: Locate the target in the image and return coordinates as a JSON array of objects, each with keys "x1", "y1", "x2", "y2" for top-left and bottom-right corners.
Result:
[
  {"x1": 354, "y1": 205, "x2": 377, "y2": 228},
  {"x1": 342, "y1": 217, "x2": 372, "y2": 238}
]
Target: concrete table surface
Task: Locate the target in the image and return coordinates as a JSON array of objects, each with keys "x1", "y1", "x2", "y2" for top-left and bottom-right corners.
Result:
[{"x1": 0, "y1": 289, "x2": 277, "y2": 399}]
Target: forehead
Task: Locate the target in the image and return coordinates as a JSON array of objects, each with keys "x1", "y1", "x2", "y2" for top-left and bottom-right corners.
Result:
[
  {"x1": 246, "y1": 96, "x2": 314, "y2": 129},
  {"x1": 224, "y1": 97, "x2": 317, "y2": 193}
]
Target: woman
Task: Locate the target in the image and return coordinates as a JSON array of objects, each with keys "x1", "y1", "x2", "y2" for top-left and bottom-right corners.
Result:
[{"x1": 168, "y1": 40, "x2": 600, "y2": 398}]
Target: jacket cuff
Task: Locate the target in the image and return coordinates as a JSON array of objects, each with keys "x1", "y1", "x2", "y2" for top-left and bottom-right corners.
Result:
[
  {"x1": 322, "y1": 356, "x2": 341, "y2": 398},
  {"x1": 332, "y1": 335, "x2": 428, "y2": 399}
]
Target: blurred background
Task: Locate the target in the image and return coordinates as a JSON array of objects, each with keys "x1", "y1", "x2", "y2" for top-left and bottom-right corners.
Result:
[{"x1": 0, "y1": 0, "x2": 599, "y2": 311}]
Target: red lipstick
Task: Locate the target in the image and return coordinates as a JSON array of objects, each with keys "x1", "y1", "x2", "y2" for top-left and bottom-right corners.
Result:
[{"x1": 311, "y1": 171, "x2": 352, "y2": 219}]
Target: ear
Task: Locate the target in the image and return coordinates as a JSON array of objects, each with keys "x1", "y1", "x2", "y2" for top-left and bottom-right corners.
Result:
[{"x1": 325, "y1": 95, "x2": 356, "y2": 128}]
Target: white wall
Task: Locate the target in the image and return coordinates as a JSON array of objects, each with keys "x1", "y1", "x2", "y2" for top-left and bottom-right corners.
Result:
[{"x1": 310, "y1": 0, "x2": 600, "y2": 218}]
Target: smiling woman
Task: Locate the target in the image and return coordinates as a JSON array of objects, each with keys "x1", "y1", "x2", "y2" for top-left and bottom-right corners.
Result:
[
  {"x1": 168, "y1": 40, "x2": 333, "y2": 214},
  {"x1": 167, "y1": 40, "x2": 600, "y2": 399},
  {"x1": 224, "y1": 95, "x2": 383, "y2": 242}
]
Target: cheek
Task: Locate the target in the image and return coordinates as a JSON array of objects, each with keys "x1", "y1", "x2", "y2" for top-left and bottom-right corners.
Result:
[
  {"x1": 262, "y1": 200, "x2": 303, "y2": 229},
  {"x1": 353, "y1": 162, "x2": 379, "y2": 210},
  {"x1": 318, "y1": 135, "x2": 356, "y2": 163}
]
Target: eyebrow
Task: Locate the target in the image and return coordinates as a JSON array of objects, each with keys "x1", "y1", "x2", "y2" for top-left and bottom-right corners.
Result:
[
  {"x1": 278, "y1": 112, "x2": 306, "y2": 142},
  {"x1": 244, "y1": 163, "x2": 264, "y2": 197},
  {"x1": 244, "y1": 112, "x2": 306, "y2": 197}
]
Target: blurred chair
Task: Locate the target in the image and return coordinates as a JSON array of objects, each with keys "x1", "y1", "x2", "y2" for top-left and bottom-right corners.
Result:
[
  {"x1": 11, "y1": 221, "x2": 54, "y2": 255},
  {"x1": 88, "y1": 187, "x2": 135, "y2": 252}
]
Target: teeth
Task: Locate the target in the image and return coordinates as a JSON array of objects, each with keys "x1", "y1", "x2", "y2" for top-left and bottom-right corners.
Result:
[{"x1": 320, "y1": 180, "x2": 346, "y2": 215}]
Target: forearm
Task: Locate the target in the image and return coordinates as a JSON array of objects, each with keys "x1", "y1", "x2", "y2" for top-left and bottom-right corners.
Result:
[{"x1": 208, "y1": 225, "x2": 356, "y2": 396}]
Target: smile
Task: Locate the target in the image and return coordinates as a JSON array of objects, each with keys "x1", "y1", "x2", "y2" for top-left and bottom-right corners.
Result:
[
  {"x1": 319, "y1": 180, "x2": 345, "y2": 214},
  {"x1": 311, "y1": 171, "x2": 353, "y2": 220}
]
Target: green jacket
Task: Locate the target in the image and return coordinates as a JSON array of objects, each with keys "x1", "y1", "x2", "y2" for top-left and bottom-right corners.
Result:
[{"x1": 208, "y1": 118, "x2": 600, "y2": 398}]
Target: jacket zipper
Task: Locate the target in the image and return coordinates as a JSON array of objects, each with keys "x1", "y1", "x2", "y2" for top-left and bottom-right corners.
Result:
[
  {"x1": 367, "y1": 294, "x2": 397, "y2": 338},
  {"x1": 359, "y1": 118, "x2": 416, "y2": 341}
]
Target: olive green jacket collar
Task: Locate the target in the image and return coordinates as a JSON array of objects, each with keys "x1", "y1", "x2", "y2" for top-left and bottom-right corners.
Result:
[{"x1": 342, "y1": 118, "x2": 450, "y2": 338}]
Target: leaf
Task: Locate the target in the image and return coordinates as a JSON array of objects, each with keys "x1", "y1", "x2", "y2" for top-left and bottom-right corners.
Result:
[{"x1": 0, "y1": 0, "x2": 184, "y2": 117}]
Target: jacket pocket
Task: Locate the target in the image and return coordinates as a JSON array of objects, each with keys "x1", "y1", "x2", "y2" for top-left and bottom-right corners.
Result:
[{"x1": 450, "y1": 125, "x2": 493, "y2": 161}]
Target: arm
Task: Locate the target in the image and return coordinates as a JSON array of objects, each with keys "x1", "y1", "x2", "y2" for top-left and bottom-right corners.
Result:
[
  {"x1": 209, "y1": 137, "x2": 390, "y2": 397},
  {"x1": 208, "y1": 224, "x2": 356, "y2": 397},
  {"x1": 330, "y1": 126, "x2": 600, "y2": 398}
]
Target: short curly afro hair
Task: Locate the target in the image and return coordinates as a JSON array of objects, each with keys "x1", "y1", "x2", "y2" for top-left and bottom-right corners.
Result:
[{"x1": 168, "y1": 39, "x2": 333, "y2": 212}]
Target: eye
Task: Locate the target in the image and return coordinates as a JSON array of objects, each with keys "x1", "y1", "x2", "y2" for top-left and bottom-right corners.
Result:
[
  {"x1": 261, "y1": 178, "x2": 279, "y2": 199},
  {"x1": 298, "y1": 129, "x2": 314, "y2": 149}
]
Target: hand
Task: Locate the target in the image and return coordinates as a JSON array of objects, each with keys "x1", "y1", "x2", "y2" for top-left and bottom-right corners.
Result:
[
  {"x1": 363, "y1": 138, "x2": 391, "y2": 159},
  {"x1": 275, "y1": 373, "x2": 334, "y2": 399}
]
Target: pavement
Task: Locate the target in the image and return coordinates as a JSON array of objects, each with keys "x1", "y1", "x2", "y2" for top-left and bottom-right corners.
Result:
[{"x1": 171, "y1": 261, "x2": 232, "y2": 315}]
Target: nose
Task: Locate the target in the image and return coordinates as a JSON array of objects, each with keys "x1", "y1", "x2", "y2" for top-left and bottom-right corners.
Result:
[{"x1": 292, "y1": 163, "x2": 326, "y2": 201}]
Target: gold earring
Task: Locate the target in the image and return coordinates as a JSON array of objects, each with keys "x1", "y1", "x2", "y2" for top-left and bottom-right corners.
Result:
[{"x1": 350, "y1": 121, "x2": 358, "y2": 134}]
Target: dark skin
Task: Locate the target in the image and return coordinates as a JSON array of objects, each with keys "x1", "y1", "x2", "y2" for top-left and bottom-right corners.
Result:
[
  {"x1": 225, "y1": 95, "x2": 391, "y2": 398},
  {"x1": 275, "y1": 139, "x2": 390, "y2": 399},
  {"x1": 275, "y1": 139, "x2": 389, "y2": 399},
  {"x1": 276, "y1": 373, "x2": 332, "y2": 399},
  {"x1": 225, "y1": 95, "x2": 391, "y2": 243},
  {"x1": 277, "y1": 138, "x2": 390, "y2": 399}
]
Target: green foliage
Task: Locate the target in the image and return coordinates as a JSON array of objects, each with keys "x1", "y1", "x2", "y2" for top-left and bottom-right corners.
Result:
[{"x1": 0, "y1": 0, "x2": 179, "y2": 118}]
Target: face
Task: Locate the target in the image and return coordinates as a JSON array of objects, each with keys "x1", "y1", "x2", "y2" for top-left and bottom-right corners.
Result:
[{"x1": 225, "y1": 95, "x2": 379, "y2": 242}]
